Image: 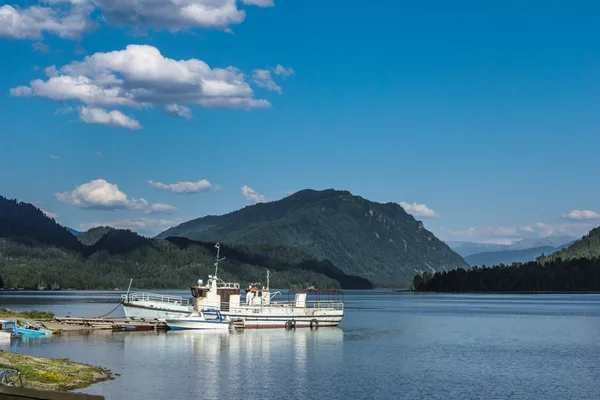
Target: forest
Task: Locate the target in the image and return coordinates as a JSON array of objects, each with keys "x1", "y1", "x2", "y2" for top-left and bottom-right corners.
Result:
[
  {"x1": 0, "y1": 196, "x2": 372, "y2": 290},
  {"x1": 413, "y1": 257, "x2": 600, "y2": 292}
]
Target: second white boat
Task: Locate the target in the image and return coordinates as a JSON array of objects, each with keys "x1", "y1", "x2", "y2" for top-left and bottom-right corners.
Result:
[{"x1": 165, "y1": 309, "x2": 231, "y2": 331}]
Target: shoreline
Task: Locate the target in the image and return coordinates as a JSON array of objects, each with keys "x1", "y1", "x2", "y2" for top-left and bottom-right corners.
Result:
[{"x1": 0, "y1": 350, "x2": 114, "y2": 392}]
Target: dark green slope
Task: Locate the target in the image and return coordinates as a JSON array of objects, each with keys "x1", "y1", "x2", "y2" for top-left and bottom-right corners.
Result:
[
  {"x1": 0, "y1": 196, "x2": 82, "y2": 251},
  {"x1": 157, "y1": 189, "x2": 468, "y2": 285},
  {"x1": 77, "y1": 226, "x2": 115, "y2": 246},
  {"x1": 0, "y1": 195, "x2": 370, "y2": 290},
  {"x1": 538, "y1": 227, "x2": 600, "y2": 264}
]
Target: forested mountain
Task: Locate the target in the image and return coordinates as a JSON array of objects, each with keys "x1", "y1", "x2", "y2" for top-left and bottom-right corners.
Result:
[
  {"x1": 77, "y1": 226, "x2": 115, "y2": 246},
  {"x1": 0, "y1": 195, "x2": 371, "y2": 290},
  {"x1": 0, "y1": 196, "x2": 82, "y2": 251},
  {"x1": 538, "y1": 227, "x2": 600, "y2": 264},
  {"x1": 157, "y1": 189, "x2": 467, "y2": 285},
  {"x1": 415, "y1": 227, "x2": 600, "y2": 292}
]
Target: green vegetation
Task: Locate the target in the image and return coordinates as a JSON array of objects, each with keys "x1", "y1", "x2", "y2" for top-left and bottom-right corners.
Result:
[
  {"x1": 414, "y1": 228, "x2": 600, "y2": 292},
  {"x1": 76, "y1": 226, "x2": 114, "y2": 246},
  {"x1": 0, "y1": 350, "x2": 112, "y2": 391},
  {"x1": 0, "y1": 195, "x2": 371, "y2": 289},
  {"x1": 538, "y1": 227, "x2": 600, "y2": 264},
  {"x1": 0, "y1": 309, "x2": 54, "y2": 319},
  {"x1": 157, "y1": 189, "x2": 467, "y2": 286}
]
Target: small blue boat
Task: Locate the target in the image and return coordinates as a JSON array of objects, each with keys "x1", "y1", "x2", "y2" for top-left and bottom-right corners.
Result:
[{"x1": 16, "y1": 320, "x2": 54, "y2": 337}]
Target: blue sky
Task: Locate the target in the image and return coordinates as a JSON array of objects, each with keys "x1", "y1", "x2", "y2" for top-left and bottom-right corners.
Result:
[{"x1": 1, "y1": 0, "x2": 600, "y2": 243}]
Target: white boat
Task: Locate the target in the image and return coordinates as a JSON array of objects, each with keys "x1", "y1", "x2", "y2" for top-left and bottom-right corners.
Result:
[
  {"x1": 165, "y1": 309, "x2": 231, "y2": 331},
  {"x1": 122, "y1": 243, "x2": 345, "y2": 329}
]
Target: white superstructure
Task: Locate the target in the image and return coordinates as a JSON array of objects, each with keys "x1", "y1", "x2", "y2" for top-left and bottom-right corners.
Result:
[{"x1": 122, "y1": 243, "x2": 345, "y2": 329}]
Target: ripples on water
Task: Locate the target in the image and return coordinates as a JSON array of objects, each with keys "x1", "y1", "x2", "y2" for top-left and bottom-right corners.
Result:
[{"x1": 1, "y1": 291, "x2": 599, "y2": 399}]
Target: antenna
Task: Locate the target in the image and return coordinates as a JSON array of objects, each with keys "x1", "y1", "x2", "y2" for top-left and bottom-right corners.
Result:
[
  {"x1": 267, "y1": 270, "x2": 270, "y2": 290},
  {"x1": 214, "y1": 242, "x2": 225, "y2": 277}
]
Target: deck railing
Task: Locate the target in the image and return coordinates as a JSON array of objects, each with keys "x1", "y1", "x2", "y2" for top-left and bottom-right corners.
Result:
[{"x1": 121, "y1": 292, "x2": 190, "y2": 307}]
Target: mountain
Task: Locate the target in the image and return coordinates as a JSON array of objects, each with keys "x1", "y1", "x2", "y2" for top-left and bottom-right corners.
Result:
[
  {"x1": 446, "y1": 241, "x2": 509, "y2": 258},
  {"x1": 465, "y1": 246, "x2": 557, "y2": 267},
  {"x1": 77, "y1": 226, "x2": 117, "y2": 246},
  {"x1": 508, "y1": 236, "x2": 575, "y2": 251},
  {"x1": 538, "y1": 227, "x2": 600, "y2": 264},
  {"x1": 66, "y1": 227, "x2": 82, "y2": 236},
  {"x1": 0, "y1": 195, "x2": 371, "y2": 290},
  {"x1": 448, "y1": 236, "x2": 576, "y2": 258},
  {"x1": 157, "y1": 189, "x2": 468, "y2": 286},
  {"x1": 0, "y1": 196, "x2": 82, "y2": 251}
]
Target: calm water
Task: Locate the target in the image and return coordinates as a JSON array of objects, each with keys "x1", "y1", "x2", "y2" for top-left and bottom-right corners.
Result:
[{"x1": 1, "y1": 290, "x2": 599, "y2": 400}]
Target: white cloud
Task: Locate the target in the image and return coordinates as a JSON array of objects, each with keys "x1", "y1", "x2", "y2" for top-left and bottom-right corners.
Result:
[
  {"x1": 79, "y1": 106, "x2": 141, "y2": 130},
  {"x1": 241, "y1": 185, "x2": 267, "y2": 203},
  {"x1": 94, "y1": 151, "x2": 104, "y2": 158},
  {"x1": 213, "y1": 185, "x2": 224, "y2": 192},
  {"x1": 252, "y1": 69, "x2": 281, "y2": 93},
  {"x1": 49, "y1": 154, "x2": 60, "y2": 159},
  {"x1": 273, "y1": 64, "x2": 294, "y2": 77},
  {"x1": 145, "y1": 203, "x2": 178, "y2": 215},
  {"x1": 399, "y1": 202, "x2": 439, "y2": 218},
  {"x1": 560, "y1": 209, "x2": 600, "y2": 221},
  {"x1": 56, "y1": 179, "x2": 148, "y2": 210},
  {"x1": 11, "y1": 45, "x2": 274, "y2": 124},
  {"x1": 148, "y1": 179, "x2": 212, "y2": 194},
  {"x1": 86, "y1": 0, "x2": 274, "y2": 32},
  {"x1": 447, "y1": 221, "x2": 599, "y2": 241},
  {"x1": 79, "y1": 217, "x2": 181, "y2": 235},
  {"x1": 40, "y1": 209, "x2": 59, "y2": 219},
  {"x1": 241, "y1": 0, "x2": 274, "y2": 6},
  {"x1": 0, "y1": 4, "x2": 92, "y2": 40},
  {"x1": 165, "y1": 104, "x2": 192, "y2": 119}
]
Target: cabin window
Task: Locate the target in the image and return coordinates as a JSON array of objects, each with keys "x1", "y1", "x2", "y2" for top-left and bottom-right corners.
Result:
[{"x1": 257, "y1": 291, "x2": 262, "y2": 297}]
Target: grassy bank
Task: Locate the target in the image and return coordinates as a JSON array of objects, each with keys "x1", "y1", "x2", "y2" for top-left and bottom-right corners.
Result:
[
  {"x1": 0, "y1": 351, "x2": 113, "y2": 391},
  {"x1": 0, "y1": 308, "x2": 54, "y2": 320}
]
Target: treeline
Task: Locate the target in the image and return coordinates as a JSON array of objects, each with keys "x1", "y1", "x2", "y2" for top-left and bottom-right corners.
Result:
[
  {"x1": 413, "y1": 257, "x2": 600, "y2": 292},
  {"x1": 0, "y1": 234, "x2": 372, "y2": 290},
  {"x1": 0, "y1": 196, "x2": 372, "y2": 290}
]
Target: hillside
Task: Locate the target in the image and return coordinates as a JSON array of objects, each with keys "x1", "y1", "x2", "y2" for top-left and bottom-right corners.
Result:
[
  {"x1": 0, "y1": 196, "x2": 371, "y2": 290},
  {"x1": 465, "y1": 246, "x2": 556, "y2": 267},
  {"x1": 77, "y1": 226, "x2": 115, "y2": 246},
  {"x1": 157, "y1": 189, "x2": 468, "y2": 285},
  {"x1": 0, "y1": 196, "x2": 83, "y2": 251},
  {"x1": 538, "y1": 227, "x2": 600, "y2": 264}
]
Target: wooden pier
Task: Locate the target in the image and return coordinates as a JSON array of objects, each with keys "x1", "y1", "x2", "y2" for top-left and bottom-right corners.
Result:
[{"x1": 50, "y1": 317, "x2": 169, "y2": 332}]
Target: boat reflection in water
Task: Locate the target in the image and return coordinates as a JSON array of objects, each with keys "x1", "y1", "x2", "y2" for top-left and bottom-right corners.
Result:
[
  {"x1": 173, "y1": 328, "x2": 344, "y2": 399},
  {"x1": 92, "y1": 327, "x2": 345, "y2": 399}
]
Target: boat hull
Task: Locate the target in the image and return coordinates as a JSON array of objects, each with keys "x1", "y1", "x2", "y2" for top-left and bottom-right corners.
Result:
[
  {"x1": 122, "y1": 302, "x2": 192, "y2": 320},
  {"x1": 166, "y1": 319, "x2": 231, "y2": 331}
]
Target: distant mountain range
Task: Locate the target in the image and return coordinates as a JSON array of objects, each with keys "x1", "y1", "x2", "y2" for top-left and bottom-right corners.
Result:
[
  {"x1": 157, "y1": 189, "x2": 468, "y2": 286},
  {"x1": 465, "y1": 246, "x2": 558, "y2": 267},
  {"x1": 448, "y1": 236, "x2": 576, "y2": 258},
  {"x1": 450, "y1": 236, "x2": 576, "y2": 267}
]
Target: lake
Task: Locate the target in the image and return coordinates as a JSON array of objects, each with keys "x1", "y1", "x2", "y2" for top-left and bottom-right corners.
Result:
[{"x1": 1, "y1": 290, "x2": 599, "y2": 399}]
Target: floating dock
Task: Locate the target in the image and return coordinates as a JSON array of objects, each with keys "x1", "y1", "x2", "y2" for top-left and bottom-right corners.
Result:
[{"x1": 40, "y1": 317, "x2": 169, "y2": 333}]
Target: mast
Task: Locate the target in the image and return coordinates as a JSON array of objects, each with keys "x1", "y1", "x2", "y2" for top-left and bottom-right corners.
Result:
[
  {"x1": 214, "y1": 242, "x2": 225, "y2": 278},
  {"x1": 266, "y1": 270, "x2": 270, "y2": 290}
]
